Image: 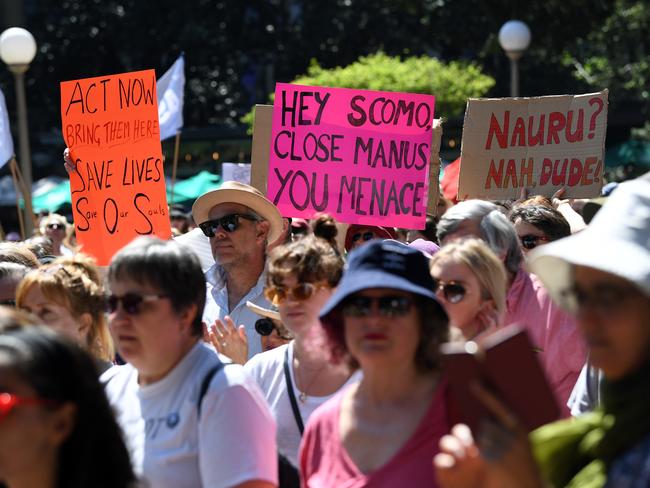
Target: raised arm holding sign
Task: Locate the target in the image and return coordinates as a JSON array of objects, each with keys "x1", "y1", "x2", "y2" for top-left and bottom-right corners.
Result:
[
  {"x1": 267, "y1": 84, "x2": 436, "y2": 229},
  {"x1": 60, "y1": 69, "x2": 171, "y2": 265}
]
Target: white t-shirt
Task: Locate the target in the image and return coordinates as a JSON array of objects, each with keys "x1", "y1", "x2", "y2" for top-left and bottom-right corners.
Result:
[
  {"x1": 102, "y1": 342, "x2": 277, "y2": 488},
  {"x1": 244, "y1": 342, "x2": 361, "y2": 467}
]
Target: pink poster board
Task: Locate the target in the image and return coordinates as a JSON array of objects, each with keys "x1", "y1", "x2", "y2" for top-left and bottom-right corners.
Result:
[{"x1": 266, "y1": 83, "x2": 435, "y2": 229}]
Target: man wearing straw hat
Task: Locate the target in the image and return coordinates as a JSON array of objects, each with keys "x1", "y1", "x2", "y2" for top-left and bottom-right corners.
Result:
[{"x1": 192, "y1": 181, "x2": 284, "y2": 359}]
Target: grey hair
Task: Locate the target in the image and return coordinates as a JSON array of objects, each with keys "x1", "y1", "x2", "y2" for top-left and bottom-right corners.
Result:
[
  {"x1": 0, "y1": 262, "x2": 30, "y2": 284},
  {"x1": 437, "y1": 200, "x2": 523, "y2": 275}
]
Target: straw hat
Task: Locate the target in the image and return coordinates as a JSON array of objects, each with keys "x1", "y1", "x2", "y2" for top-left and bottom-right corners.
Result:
[
  {"x1": 246, "y1": 301, "x2": 281, "y2": 321},
  {"x1": 192, "y1": 181, "x2": 283, "y2": 244}
]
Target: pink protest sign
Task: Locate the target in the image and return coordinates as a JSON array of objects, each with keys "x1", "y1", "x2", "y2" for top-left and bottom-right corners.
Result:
[{"x1": 266, "y1": 83, "x2": 435, "y2": 229}]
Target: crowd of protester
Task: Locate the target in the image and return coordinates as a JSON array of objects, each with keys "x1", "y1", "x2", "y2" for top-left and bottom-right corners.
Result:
[{"x1": 0, "y1": 166, "x2": 648, "y2": 488}]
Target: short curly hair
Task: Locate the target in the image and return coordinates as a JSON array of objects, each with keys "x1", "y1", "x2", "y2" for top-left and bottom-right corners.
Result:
[{"x1": 509, "y1": 204, "x2": 571, "y2": 241}]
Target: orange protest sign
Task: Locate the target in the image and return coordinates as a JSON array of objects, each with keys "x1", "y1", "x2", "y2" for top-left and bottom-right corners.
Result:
[{"x1": 61, "y1": 69, "x2": 171, "y2": 265}]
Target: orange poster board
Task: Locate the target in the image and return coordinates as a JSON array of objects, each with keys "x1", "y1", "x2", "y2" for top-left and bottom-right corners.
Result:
[{"x1": 60, "y1": 69, "x2": 171, "y2": 265}]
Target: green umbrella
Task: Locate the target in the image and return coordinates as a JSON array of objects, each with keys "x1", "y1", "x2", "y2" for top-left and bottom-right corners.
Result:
[
  {"x1": 605, "y1": 140, "x2": 650, "y2": 168},
  {"x1": 167, "y1": 170, "x2": 222, "y2": 203},
  {"x1": 31, "y1": 180, "x2": 71, "y2": 212}
]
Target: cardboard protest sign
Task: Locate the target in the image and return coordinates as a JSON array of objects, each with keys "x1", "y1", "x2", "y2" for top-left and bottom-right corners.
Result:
[
  {"x1": 267, "y1": 83, "x2": 436, "y2": 229},
  {"x1": 250, "y1": 104, "x2": 273, "y2": 194},
  {"x1": 458, "y1": 90, "x2": 608, "y2": 200},
  {"x1": 61, "y1": 69, "x2": 171, "y2": 265}
]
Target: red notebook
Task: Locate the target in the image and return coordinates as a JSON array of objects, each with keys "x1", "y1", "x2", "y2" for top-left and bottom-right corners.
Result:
[{"x1": 441, "y1": 324, "x2": 561, "y2": 434}]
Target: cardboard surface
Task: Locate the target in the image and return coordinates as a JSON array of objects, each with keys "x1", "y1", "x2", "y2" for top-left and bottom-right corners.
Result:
[
  {"x1": 250, "y1": 104, "x2": 273, "y2": 194},
  {"x1": 266, "y1": 83, "x2": 436, "y2": 229},
  {"x1": 61, "y1": 69, "x2": 171, "y2": 265},
  {"x1": 458, "y1": 90, "x2": 608, "y2": 200}
]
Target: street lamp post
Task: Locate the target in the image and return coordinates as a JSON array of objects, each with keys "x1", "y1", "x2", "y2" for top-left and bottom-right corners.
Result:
[
  {"x1": 498, "y1": 20, "x2": 531, "y2": 98},
  {"x1": 0, "y1": 27, "x2": 37, "y2": 236}
]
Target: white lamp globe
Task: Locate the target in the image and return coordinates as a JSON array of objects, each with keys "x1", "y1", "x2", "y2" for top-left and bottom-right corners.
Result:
[
  {"x1": 0, "y1": 27, "x2": 37, "y2": 66},
  {"x1": 498, "y1": 20, "x2": 531, "y2": 53}
]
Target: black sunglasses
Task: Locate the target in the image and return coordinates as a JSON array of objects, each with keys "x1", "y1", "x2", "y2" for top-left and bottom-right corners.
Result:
[
  {"x1": 254, "y1": 318, "x2": 276, "y2": 336},
  {"x1": 431, "y1": 279, "x2": 467, "y2": 304},
  {"x1": 519, "y1": 234, "x2": 549, "y2": 250},
  {"x1": 105, "y1": 293, "x2": 168, "y2": 315},
  {"x1": 341, "y1": 295, "x2": 414, "y2": 318},
  {"x1": 351, "y1": 231, "x2": 375, "y2": 243},
  {"x1": 0, "y1": 299, "x2": 15, "y2": 307},
  {"x1": 199, "y1": 214, "x2": 259, "y2": 238},
  {"x1": 46, "y1": 223, "x2": 65, "y2": 230}
]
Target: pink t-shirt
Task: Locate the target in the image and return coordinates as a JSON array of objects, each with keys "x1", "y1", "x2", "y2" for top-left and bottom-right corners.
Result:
[
  {"x1": 299, "y1": 380, "x2": 450, "y2": 488},
  {"x1": 506, "y1": 268, "x2": 586, "y2": 417}
]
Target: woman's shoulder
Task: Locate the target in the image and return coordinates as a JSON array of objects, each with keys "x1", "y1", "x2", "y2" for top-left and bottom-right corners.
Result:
[{"x1": 244, "y1": 343, "x2": 288, "y2": 375}]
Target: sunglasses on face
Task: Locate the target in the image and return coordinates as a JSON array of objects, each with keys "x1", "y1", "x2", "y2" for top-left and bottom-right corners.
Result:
[
  {"x1": 0, "y1": 299, "x2": 15, "y2": 307},
  {"x1": 198, "y1": 214, "x2": 259, "y2": 238},
  {"x1": 105, "y1": 293, "x2": 168, "y2": 315},
  {"x1": 264, "y1": 282, "x2": 326, "y2": 304},
  {"x1": 519, "y1": 234, "x2": 549, "y2": 250},
  {"x1": 0, "y1": 392, "x2": 55, "y2": 420},
  {"x1": 341, "y1": 294, "x2": 414, "y2": 318},
  {"x1": 46, "y1": 223, "x2": 65, "y2": 231},
  {"x1": 431, "y1": 279, "x2": 467, "y2": 304},
  {"x1": 351, "y1": 231, "x2": 375, "y2": 244}
]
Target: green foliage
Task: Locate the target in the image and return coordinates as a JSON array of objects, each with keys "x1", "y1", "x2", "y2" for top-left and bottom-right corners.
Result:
[
  {"x1": 561, "y1": 0, "x2": 649, "y2": 104},
  {"x1": 242, "y1": 53, "x2": 494, "y2": 131}
]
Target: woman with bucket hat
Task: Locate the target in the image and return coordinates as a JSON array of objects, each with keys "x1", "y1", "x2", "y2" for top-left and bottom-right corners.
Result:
[
  {"x1": 300, "y1": 240, "x2": 451, "y2": 487},
  {"x1": 435, "y1": 177, "x2": 650, "y2": 487}
]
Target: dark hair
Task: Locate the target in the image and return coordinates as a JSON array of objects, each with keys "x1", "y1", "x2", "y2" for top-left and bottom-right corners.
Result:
[
  {"x1": 324, "y1": 295, "x2": 448, "y2": 373},
  {"x1": 268, "y1": 234, "x2": 344, "y2": 288},
  {"x1": 0, "y1": 309, "x2": 136, "y2": 488},
  {"x1": 0, "y1": 242, "x2": 40, "y2": 268},
  {"x1": 107, "y1": 237, "x2": 206, "y2": 336},
  {"x1": 410, "y1": 214, "x2": 439, "y2": 243},
  {"x1": 311, "y1": 214, "x2": 339, "y2": 253},
  {"x1": 24, "y1": 236, "x2": 55, "y2": 259},
  {"x1": 509, "y1": 205, "x2": 571, "y2": 241}
]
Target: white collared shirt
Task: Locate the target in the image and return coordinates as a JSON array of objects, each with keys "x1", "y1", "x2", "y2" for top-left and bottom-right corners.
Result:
[{"x1": 202, "y1": 263, "x2": 270, "y2": 359}]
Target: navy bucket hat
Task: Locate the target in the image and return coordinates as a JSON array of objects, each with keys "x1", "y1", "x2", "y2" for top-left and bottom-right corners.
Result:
[{"x1": 319, "y1": 240, "x2": 447, "y2": 329}]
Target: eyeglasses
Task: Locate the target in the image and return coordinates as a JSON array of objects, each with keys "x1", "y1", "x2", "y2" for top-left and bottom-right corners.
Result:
[
  {"x1": 519, "y1": 234, "x2": 549, "y2": 250},
  {"x1": 0, "y1": 299, "x2": 15, "y2": 307},
  {"x1": 199, "y1": 214, "x2": 259, "y2": 238},
  {"x1": 254, "y1": 318, "x2": 293, "y2": 340},
  {"x1": 45, "y1": 223, "x2": 65, "y2": 231},
  {"x1": 0, "y1": 392, "x2": 56, "y2": 420},
  {"x1": 559, "y1": 284, "x2": 636, "y2": 315},
  {"x1": 431, "y1": 279, "x2": 467, "y2": 304},
  {"x1": 351, "y1": 231, "x2": 375, "y2": 244},
  {"x1": 105, "y1": 293, "x2": 169, "y2": 315},
  {"x1": 341, "y1": 295, "x2": 414, "y2": 318},
  {"x1": 264, "y1": 283, "x2": 327, "y2": 304}
]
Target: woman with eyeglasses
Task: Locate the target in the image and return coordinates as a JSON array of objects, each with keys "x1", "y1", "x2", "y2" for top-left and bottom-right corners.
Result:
[
  {"x1": 102, "y1": 236, "x2": 277, "y2": 488},
  {"x1": 244, "y1": 235, "x2": 358, "y2": 486},
  {"x1": 205, "y1": 301, "x2": 293, "y2": 365},
  {"x1": 0, "y1": 309, "x2": 136, "y2": 488},
  {"x1": 429, "y1": 238, "x2": 506, "y2": 340},
  {"x1": 344, "y1": 224, "x2": 397, "y2": 252},
  {"x1": 508, "y1": 204, "x2": 571, "y2": 256},
  {"x1": 435, "y1": 179, "x2": 650, "y2": 487},
  {"x1": 15, "y1": 255, "x2": 114, "y2": 371},
  {"x1": 300, "y1": 239, "x2": 450, "y2": 487},
  {"x1": 39, "y1": 214, "x2": 74, "y2": 257}
]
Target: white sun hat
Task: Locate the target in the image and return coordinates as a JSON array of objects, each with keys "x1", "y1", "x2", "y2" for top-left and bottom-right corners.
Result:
[{"x1": 527, "y1": 177, "x2": 650, "y2": 307}]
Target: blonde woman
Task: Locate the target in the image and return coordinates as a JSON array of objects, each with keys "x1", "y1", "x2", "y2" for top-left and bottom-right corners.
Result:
[
  {"x1": 39, "y1": 214, "x2": 74, "y2": 256},
  {"x1": 16, "y1": 254, "x2": 114, "y2": 370},
  {"x1": 429, "y1": 238, "x2": 507, "y2": 340}
]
